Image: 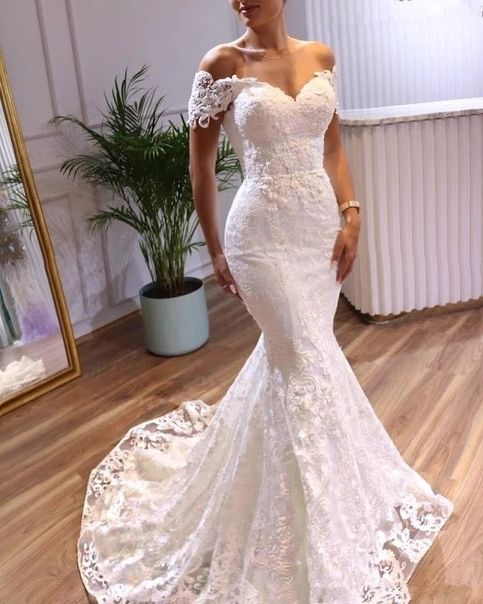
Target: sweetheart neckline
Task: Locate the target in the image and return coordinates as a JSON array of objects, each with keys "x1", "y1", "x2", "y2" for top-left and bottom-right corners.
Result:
[{"x1": 196, "y1": 65, "x2": 337, "y2": 104}]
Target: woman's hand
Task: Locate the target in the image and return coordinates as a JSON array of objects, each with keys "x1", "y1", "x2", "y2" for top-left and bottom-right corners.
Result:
[
  {"x1": 331, "y1": 212, "x2": 361, "y2": 283},
  {"x1": 211, "y1": 252, "x2": 242, "y2": 300}
]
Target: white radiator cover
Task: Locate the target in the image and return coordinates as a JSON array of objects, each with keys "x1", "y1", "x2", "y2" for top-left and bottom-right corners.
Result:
[
  {"x1": 304, "y1": 0, "x2": 483, "y2": 315},
  {"x1": 340, "y1": 109, "x2": 483, "y2": 316}
]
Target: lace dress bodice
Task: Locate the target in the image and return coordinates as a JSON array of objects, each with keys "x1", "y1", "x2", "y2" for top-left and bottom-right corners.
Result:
[{"x1": 187, "y1": 67, "x2": 339, "y2": 178}]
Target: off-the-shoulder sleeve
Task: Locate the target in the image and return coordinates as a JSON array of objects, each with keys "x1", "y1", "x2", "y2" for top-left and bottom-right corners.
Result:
[
  {"x1": 331, "y1": 64, "x2": 340, "y2": 115},
  {"x1": 187, "y1": 71, "x2": 233, "y2": 129}
]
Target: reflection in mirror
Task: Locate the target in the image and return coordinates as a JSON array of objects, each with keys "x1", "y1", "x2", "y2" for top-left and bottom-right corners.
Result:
[
  {"x1": 0, "y1": 51, "x2": 80, "y2": 413},
  {"x1": 0, "y1": 100, "x2": 67, "y2": 399}
]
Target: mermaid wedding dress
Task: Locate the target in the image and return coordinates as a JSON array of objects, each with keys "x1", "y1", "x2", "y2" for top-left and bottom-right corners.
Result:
[{"x1": 77, "y1": 65, "x2": 454, "y2": 603}]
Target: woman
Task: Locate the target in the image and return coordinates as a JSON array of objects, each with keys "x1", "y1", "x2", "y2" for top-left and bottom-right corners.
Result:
[{"x1": 77, "y1": 2, "x2": 454, "y2": 602}]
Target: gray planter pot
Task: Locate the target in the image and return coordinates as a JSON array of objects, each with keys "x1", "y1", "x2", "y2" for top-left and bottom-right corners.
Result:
[{"x1": 139, "y1": 276, "x2": 209, "y2": 356}]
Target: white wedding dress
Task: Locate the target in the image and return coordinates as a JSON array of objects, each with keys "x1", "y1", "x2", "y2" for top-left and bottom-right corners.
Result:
[{"x1": 77, "y1": 65, "x2": 454, "y2": 604}]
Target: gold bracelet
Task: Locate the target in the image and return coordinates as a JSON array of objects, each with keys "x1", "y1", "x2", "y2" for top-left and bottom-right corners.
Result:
[{"x1": 338, "y1": 200, "x2": 360, "y2": 213}]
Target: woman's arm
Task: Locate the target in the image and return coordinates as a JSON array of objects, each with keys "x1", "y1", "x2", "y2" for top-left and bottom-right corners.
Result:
[
  {"x1": 323, "y1": 116, "x2": 358, "y2": 223},
  {"x1": 188, "y1": 48, "x2": 240, "y2": 298},
  {"x1": 323, "y1": 99, "x2": 361, "y2": 284}
]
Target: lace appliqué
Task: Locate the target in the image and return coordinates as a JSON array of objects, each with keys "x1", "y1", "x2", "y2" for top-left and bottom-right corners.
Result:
[
  {"x1": 188, "y1": 71, "x2": 233, "y2": 129},
  {"x1": 327, "y1": 64, "x2": 340, "y2": 115},
  {"x1": 187, "y1": 64, "x2": 339, "y2": 132},
  {"x1": 77, "y1": 393, "x2": 453, "y2": 603}
]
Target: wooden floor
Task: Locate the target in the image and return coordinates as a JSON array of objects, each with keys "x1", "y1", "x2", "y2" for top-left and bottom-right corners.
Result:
[{"x1": 0, "y1": 275, "x2": 481, "y2": 603}]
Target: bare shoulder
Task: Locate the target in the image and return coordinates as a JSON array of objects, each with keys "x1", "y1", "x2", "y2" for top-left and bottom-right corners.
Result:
[
  {"x1": 196, "y1": 44, "x2": 241, "y2": 81},
  {"x1": 298, "y1": 39, "x2": 336, "y2": 70}
]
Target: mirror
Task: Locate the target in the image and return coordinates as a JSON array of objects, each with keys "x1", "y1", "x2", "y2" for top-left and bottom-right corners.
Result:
[{"x1": 0, "y1": 51, "x2": 80, "y2": 415}]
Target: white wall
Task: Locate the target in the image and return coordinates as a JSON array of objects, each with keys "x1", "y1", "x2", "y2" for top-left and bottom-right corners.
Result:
[{"x1": 305, "y1": 0, "x2": 483, "y2": 110}]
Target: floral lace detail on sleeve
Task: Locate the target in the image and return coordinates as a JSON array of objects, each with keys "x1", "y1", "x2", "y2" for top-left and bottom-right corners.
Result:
[
  {"x1": 187, "y1": 70, "x2": 233, "y2": 129},
  {"x1": 330, "y1": 64, "x2": 340, "y2": 115}
]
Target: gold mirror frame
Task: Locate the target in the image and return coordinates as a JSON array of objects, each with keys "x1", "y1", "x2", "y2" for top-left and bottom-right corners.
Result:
[{"x1": 0, "y1": 50, "x2": 81, "y2": 416}]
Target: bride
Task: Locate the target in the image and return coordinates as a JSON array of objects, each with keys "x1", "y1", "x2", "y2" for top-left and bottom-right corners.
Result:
[{"x1": 77, "y1": 1, "x2": 454, "y2": 602}]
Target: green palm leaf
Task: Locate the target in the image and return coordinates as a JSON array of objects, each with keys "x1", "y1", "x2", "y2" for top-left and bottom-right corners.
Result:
[{"x1": 50, "y1": 65, "x2": 242, "y2": 297}]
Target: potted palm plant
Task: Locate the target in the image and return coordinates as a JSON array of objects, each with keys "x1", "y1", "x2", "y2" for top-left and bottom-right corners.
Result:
[{"x1": 51, "y1": 65, "x2": 241, "y2": 356}]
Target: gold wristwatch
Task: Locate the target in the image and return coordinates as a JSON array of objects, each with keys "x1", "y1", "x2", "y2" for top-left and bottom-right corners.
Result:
[{"x1": 338, "y1": 200, "x2": 360, "y2": 213}]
